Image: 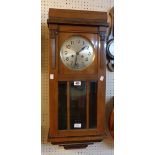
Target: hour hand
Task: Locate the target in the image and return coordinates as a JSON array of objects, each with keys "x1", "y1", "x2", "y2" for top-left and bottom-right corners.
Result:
[{"x1": 74, "y1": 54, "x2": 77, "y2": 65}]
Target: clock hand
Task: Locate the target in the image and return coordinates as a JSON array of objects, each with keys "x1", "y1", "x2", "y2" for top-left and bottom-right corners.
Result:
[
  {"x1": 77, "y1": 46, "x2": 87, "y2": 54},
  {"x1": 74, "y1": 54, "x2": 78, "y2": 66},
  {"x1": 74, "y1": 47, "x2": 86, "y2": 67},
  {"x1": 79, "y1": 46, "x2": 87, "y2": 52}
]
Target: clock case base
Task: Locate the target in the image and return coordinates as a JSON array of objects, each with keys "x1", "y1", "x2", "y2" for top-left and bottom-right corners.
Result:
[{"x1": 48, "y1": 130, "x2": 105, "y2": 149}]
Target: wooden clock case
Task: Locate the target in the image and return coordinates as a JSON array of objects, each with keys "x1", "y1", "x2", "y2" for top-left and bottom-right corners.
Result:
[{"x1": 47, "y1": 8, "x2": 108, "y2": 148}]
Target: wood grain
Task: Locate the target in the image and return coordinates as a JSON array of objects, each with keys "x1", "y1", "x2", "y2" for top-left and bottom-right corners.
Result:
[
  {"x1": 67, "y1": 81, "x2": 70, "y2": 129},
  {"x1": 47, "y1": 8, "x2": 108, "y2": 27},
  {"x1": 48, "y1": 8, "x2": 108, "y2": 145}
]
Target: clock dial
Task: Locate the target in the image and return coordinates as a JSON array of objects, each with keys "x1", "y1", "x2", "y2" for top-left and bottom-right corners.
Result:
[
  {"x1": 60, "y1": 36, "x2": 95, "y2": 70},
  {"x1": 106, "y1": 39, "x2": 114, "y2": 60},
  {"x1": 109, "y1": 40, "x2": 114, "y2": 56}
]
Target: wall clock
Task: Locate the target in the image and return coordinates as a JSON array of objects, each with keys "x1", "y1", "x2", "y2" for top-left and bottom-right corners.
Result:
[
  {"x1": 106, "y1": 7, "x2": 114, "y2": 60},
  {"x1": 106, "y1": 7, "x2": 114, "y2": 72},
  {"x1": 47, "y1": 8, "x2": 108, "y2": 149}
]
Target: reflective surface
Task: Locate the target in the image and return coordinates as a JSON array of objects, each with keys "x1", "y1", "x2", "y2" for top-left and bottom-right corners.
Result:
[
  {"x1": 89, "y1": 81, "x2": 97, "y2": 128},
  {"x1": 60, "y1": 36, "x2": 95, "y2": 70},
  {"x1": 70, "y1": 81, "x2": 86, "y2": 129},
  {"x1": 58, "y1": 80, "x2": 98, "y2": 130},
  {"x1": 58, "y1": 81, "x2": 67, "y2": 130}
]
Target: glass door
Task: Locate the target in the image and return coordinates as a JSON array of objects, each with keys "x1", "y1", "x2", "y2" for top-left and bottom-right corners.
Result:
[{"x1": 58, "y1": 80, "x2": 97, "y2": 131}]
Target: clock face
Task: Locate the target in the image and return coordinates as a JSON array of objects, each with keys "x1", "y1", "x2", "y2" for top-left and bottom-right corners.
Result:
[
  {"x1": 106, "y1": 39, "x2": 114, "y2": 60},
  {"x1": 60, "y1": 36, "x2": 95, "y2": 71},
  {"x1": 109, "y1": 40, "x2": 114, "y2": 56}
]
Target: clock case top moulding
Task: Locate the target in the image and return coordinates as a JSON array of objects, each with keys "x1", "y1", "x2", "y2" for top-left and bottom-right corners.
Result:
[{"x1": 47, "y1": 8, "x2": 109, "y2": 149}]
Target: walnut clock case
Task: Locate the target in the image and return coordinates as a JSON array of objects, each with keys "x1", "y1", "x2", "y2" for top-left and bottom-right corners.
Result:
[{"x1": 47, "y1": 8, "x2": 108, "y2": 148}]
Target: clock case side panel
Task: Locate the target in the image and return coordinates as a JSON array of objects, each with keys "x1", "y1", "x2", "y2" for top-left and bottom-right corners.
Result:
[
  {"x1": 48, "y1": 24, "x2": 59, "y2": 137},
  {"x1": 97, "y1": 26, "x2": 108, "y2": 133}
]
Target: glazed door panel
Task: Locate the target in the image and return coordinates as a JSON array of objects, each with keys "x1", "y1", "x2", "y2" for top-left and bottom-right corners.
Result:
[{"x1": 54, "y1": 80, "x2": 103, "y2": 137}]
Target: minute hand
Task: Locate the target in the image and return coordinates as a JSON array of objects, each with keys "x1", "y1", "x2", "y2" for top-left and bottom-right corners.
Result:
[{"x1": 77, "y1": 46, "x2": 87, "y2": 54}]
